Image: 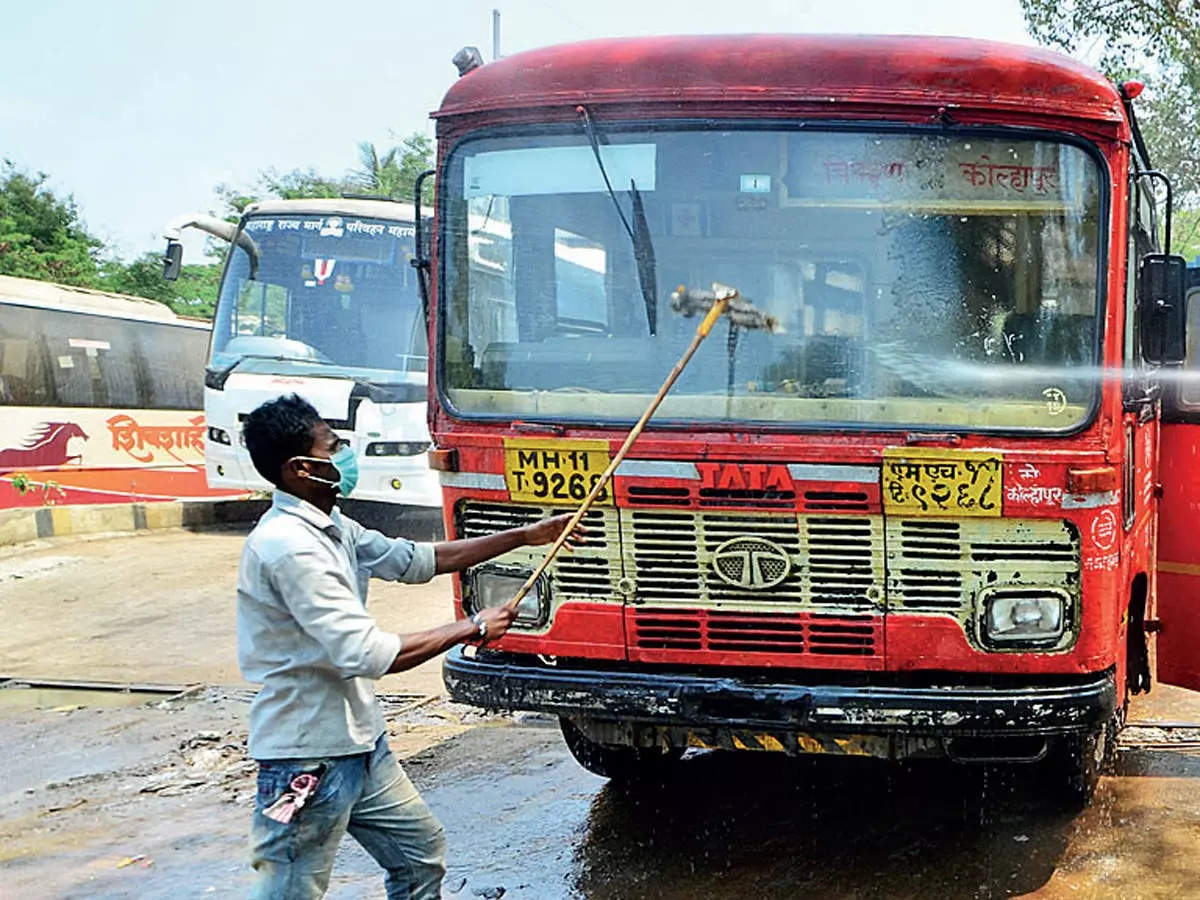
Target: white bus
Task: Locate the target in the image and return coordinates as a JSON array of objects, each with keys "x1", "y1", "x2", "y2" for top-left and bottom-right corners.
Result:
[
  {"x1": 0, "y1": 275, "x2": 242, "y2": 507},
  {"x1": 164, "y1": 198, "x2": 439, "y2": 511}
]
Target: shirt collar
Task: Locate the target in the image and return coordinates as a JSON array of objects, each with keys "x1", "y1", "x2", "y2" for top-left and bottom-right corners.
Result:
[{"x1": 272, "y1": 490, "x2": 344, "y2": 539}]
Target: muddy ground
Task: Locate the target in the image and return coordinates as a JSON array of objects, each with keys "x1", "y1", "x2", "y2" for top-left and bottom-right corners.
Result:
[{"x1": 3, "y1": 527, "x2": 1200, "y2": 898}]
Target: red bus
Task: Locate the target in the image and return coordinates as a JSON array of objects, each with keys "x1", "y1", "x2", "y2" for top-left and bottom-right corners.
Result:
[{"x1": 423, "y1": 35, "x2": 1196, "y2": 804}]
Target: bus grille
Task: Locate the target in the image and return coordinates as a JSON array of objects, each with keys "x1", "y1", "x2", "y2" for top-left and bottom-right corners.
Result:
[
  {"x1": 627, "y1": 510, "x2": 883, "y2": 612},
  {"x1": 887, "y1": 517, "x2": 1079, "y2": 617},
  {"x1": 630, "y1": 608, "x2": 879, "y2": 656},
  {"x1": 456, "y1": 501, "x2": 620, "y2": 601},
  {"x1": 457, "y1": 500, "x2": 1081, "y2": 644}
]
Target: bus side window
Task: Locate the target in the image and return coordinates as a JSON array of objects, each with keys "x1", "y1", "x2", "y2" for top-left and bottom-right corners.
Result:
[
  {"x1": 99, "y1": 319, "x2": 142, "y2": 408},
  {"x1": 0, "y1": 305, "x2": 55, "y2": 405},
  {"x1": 139, "y1": 322, "x2": 206, "y2": 410},
  {"x1": 38, "y1": 308, "x2": 97, "y2": 407},
  {"x1": 34, "y1": 309, "x2": 146, "y2": 410},
  {"x1": 1128, "y1": 176, "x2": 1157, "y2": 365}
]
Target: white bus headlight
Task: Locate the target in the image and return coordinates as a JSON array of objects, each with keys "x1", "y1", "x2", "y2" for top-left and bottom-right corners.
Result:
[
  {"x1": 366, "y1": 441, "x2": 431, "y2": 457},
  {"x1": 466, "y1": 567, "x2": 549, "y2": 627},
  {"x1": 983, "y1": 590, "x2": 1067, "y2": 644}
]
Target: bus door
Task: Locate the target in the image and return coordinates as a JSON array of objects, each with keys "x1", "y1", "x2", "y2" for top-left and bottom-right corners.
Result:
[{"x1": 1156, "y1": 285, "x2": 1200, "y2": 691}]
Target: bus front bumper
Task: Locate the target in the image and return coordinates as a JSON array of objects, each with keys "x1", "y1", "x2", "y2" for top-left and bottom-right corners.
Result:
[{"x1": 443, "y1": 648, "x2": 1116, "y2": 740}]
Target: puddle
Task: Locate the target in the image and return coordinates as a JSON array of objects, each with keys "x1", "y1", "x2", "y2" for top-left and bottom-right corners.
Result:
[{"x1": 0, "y1": 684, "x2": 177, "y2": 711}]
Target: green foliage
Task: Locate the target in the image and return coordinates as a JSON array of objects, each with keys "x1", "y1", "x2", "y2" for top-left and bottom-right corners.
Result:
[
  {"x1": 1019, "y1": 2, "x2": 1200, "y2": 204},
  {"x1": 220, "y1": 131, "x2": 436, "y2": 218},
  {"x1": 350, "y1": 133, "x2": 435, "y2": 205},
  {"x1": 0, "y1": 160, "x2": 220, "y2": 318},
  {"x1": 260, "y1": 168, "x2": 345, "y2": 201},
  {"x1": 0, "y1": 160, "x2": 103, "y2": 285},
  {"x1": 1172, "y1": 208, "x2": 1200, "y2": 263},
  {"x1": 99, "y1": 252, "x2": 221, "y2": 318},
  {"x1": 397, "y1": 133, "x2": 436, "y2": 207}
]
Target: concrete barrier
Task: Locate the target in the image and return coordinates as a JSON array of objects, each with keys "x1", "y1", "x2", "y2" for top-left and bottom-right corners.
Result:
[
  {"x1": 0, "y1": 499, "x2": 270, "y2": 548},
  {"x1": 0, "y1": 497, "x2": 445, "y2": 548}
]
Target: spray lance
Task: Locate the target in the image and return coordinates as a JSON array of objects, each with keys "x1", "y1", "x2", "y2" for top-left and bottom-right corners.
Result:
[{"x1": 503, "y1": 283, "x2": 782, "y2": 615}]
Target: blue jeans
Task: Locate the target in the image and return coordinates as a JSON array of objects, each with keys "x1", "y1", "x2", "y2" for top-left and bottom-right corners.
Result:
[{"x1": 249, "y1": 735, "x2": 446, "y2": 899}]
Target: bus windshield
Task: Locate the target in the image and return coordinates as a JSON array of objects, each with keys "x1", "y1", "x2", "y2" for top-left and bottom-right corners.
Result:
[
  {"x1": 440, "y1": 127, "x2": 1104, "y2": 431},
  {"x1": 211, "y1": 213, "x2": 426, "y2": 380}
]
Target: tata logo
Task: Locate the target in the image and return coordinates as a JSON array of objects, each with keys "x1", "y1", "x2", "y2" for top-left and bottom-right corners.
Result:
[
  {"x1": 710, "y1": 537, "x2": 792, "y2": 590},
  {"x1": 696, "y1": 462, "x2": 793, "y2": 492}
]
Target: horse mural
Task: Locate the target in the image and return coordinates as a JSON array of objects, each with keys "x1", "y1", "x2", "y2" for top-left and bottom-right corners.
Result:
[{"x1": 0, "y1": 422, "x2": 89, "y2": 473}]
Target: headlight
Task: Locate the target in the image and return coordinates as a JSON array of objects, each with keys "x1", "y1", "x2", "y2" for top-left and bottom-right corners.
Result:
[
  {"x1": 466, "y1": 567, "x2": 549, "y2": 627},
  {"x1": 982, "y1": 589, "x2": 1067, "y2": 645},
  {"x1": 365, "y1": 441, "x2": 431, "y2": 457},
  {"x1": 207, "y1": 426, "x2": 232, "y2": 446}
]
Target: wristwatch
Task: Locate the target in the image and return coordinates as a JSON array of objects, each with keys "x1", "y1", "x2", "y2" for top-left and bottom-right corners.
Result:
[{"x1": 470, "y1": 613, "x2": 487, "y2": 640}]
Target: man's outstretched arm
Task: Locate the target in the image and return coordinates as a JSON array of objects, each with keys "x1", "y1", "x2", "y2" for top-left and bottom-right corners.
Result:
[{"x1": 386, "y1": 515, "x2": 586, "y2": 673}]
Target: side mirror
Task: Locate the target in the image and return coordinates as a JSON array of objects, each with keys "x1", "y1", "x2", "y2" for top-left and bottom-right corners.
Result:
[
  {"x1": 162, "y1": 240, "x2": 184, "y2": 281},
  {"x1": 412, "y1": 169, "x2": 436, "y2": 325},
  {"x1": 1139, "y1": 253, "x2": 1187, "y2": 365}
]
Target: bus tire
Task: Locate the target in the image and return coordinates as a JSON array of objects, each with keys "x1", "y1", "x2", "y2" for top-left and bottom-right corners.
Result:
[
  {"x1": 1048, "y1": 711, "x2": 1119, "y2": 809},
  {"x1": 558, "y1": 717, "x2": 684, "y2": 781}
]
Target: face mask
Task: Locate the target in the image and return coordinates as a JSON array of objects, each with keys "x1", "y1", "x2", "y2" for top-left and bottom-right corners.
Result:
[{"x1": 291, "y1": 445, "x2": 359, "y2": 496}]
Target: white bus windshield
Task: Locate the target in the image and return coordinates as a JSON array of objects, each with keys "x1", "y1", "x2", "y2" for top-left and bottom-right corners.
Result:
[
  {"x1": 441, "y1": 128, "x2": 1104, "y2": 432},
  {"x1": 211, "y1": 214, "x2": 427, "y2": 380}
]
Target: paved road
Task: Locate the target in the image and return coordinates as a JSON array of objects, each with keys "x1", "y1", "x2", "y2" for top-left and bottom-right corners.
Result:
[{"x1": 2, "y1": 527, "x2": 1200, "y2": 898}]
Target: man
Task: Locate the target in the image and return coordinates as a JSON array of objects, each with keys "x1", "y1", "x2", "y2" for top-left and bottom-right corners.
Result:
[{"x1": 237, "y1": 394, "x2": 578, "y2": 899}]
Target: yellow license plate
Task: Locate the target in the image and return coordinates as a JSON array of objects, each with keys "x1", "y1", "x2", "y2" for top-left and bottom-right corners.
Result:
[
  {"x1": 503, "y1": 438, "x2": 613, "y2": 506},
  {"x1": 882, "y1": 447, "x2": 1003, "y2": 517}
]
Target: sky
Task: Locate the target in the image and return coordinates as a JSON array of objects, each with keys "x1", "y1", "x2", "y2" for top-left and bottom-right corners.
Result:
[{"x1": 2, "y1": 0, "x2": 1038, "y2": 262}]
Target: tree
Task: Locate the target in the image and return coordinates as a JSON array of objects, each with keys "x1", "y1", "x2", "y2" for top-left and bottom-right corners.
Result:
[
  {"x1": 1019, "y1": 1, "x2": 1200, "y2": 218},
  {"x1": 351, "y1": 141, "x2": 403, "y2": 197},
  {"x1": 214, "y1": 167, "x2": 344, "y2": 219},
  {"x1": 397, "y1": 133, "x2": 435, "y2": 207},
  {"x1": 0, "y1": 160, "x2": 103, "y2": 286},
  {"x1": 0, "y1": 159, "x2": 221, "y2": 317},
  {"x1": 220, "y1": 131, "x2": 436, "y2": 218},
  {"x1": 98, "y1": 253, "x2": 222, "y2": 319},
  {"x1": 350, "y1": 132, "x2": 435, "y2": 205}
]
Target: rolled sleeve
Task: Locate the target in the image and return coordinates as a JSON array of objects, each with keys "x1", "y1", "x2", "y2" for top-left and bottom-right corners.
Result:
[
  {"x1": 354, "y1": 526, "x2": 437, "y2": 585},
  {"x1": 268, "y1": 549, "x2": 401, "y2": 679}
]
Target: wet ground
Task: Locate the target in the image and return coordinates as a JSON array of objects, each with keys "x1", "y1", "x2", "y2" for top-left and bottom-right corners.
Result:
[{"x1": 3, "y1": 528, "x2": 1200, "y2": 898}]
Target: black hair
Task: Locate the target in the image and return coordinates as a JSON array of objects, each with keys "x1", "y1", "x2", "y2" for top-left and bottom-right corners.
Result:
[{"x1": 242, "y1": 394, "x2": 323, "y2": 487}]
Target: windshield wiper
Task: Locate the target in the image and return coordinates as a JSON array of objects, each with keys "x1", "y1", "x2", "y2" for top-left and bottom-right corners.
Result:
[
  {"x1": 577, "y1": 105, "x2": 658, "y2": 335},
  {"x1": 351, "y1": 377, "x2": 425, "y2": 404},
  {"x1": 204, "y1": 353, "x2": 335, "y2": 390}
]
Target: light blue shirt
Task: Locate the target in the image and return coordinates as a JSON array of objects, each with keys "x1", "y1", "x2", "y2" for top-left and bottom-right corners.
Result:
[{"x1": 237, "y1": 491, "x2": 436, "y2": 759}]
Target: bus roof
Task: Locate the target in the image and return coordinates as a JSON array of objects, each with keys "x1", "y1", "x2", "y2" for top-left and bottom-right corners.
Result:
[
  {"x1": 245, "y1": 197, "x2": 418, "y2": 221},
  {"x1": 435, "y1": 34, "x2": 1124, "y2": 128},
  {"x1": 0, "y1": 274, "x2": 209, "y2": 329}
]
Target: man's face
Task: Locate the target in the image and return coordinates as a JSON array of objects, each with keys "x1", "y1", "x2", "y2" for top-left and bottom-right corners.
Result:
[{"x1": 284, "y1": 419, "x2": 346, "y2": 495}]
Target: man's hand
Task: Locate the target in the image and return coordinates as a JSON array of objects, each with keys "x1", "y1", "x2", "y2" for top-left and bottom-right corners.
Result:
[
  {"x1": 387, "y1": 605, "x2": 518, "y2": 673},
  {"x1": 473, "y1": 605, "x2": 518, "y2": 643},
  {"x1": 521, "y1": 513, "x2": 589, "y2": 548},
  {"x1": 433, "y1": 514, "x2": 591, "y2": 575}
]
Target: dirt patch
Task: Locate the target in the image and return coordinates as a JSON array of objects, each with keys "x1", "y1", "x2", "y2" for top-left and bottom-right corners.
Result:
[{"x1": 0, "y1": 528, "x2": 460, "y2": 696}]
